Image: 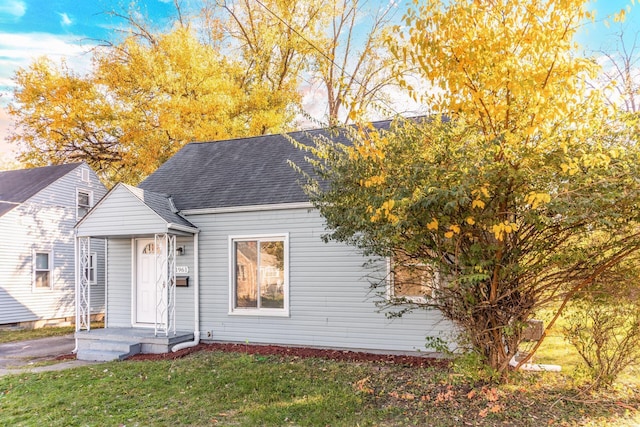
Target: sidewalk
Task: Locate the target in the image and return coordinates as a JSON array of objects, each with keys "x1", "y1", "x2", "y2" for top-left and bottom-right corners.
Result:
[{"x1": 0, "y1": 334, "x2": 98, "y2": 376}]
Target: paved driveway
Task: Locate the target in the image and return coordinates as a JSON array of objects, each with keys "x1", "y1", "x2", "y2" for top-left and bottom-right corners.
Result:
[{"x1": 0, "y1": 334, "x2": 97, "y2": 376}]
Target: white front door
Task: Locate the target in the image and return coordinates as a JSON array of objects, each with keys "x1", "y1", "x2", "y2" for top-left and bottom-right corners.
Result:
[{"x1": 136, "y1": 239, "x2": 162, "y2": 325}]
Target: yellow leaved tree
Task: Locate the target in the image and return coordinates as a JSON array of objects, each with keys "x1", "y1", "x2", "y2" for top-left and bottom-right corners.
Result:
[
  {"x1": 9, "y1": 57, "x2": 125, "y2": 180},
  {"x1": 8, "y1": 0, "x2": 403, "y2": 182},
  {"x1": 8, "y1": 13, "x2": 297, "y2": 184},
  {"x1": 304, "y1": 0, "x2": 640, "y2": 376}
]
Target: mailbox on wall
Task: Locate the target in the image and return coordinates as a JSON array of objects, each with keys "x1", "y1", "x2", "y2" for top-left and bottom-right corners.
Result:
[{"x1": 176, "y1": 276, "x2": 189, "y2": 287}]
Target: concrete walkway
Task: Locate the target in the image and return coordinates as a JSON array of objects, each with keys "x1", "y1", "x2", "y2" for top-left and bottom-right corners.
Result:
[{"x1": 0, "y1": 334, "x2": 98, "y2": 377}]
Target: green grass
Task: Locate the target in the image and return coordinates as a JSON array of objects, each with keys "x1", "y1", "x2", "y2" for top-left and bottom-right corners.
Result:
[
  {"x1": 531, "y1": 311, "x2": 640, "y2": 385},
  {"x1": 0, "y1": 352, "x2": 376, "y2": 426},
  {"x1": 0, "y1": 326, "x2": 76, "y2": 344},
  {"x1": 0, "y1": 323, "x2": 105, "y2": 344},
  {"x1": 0, "y1": 350, "x2": 638, "y2": 426}
]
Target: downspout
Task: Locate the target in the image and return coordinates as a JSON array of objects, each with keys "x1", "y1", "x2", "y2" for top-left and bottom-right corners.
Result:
[
  {"x1": 172, "y1": 231, "x2": 200, "y2": 352},
  {"x1": 104, "y1": 239, "x2": 108, "y2": 328}
]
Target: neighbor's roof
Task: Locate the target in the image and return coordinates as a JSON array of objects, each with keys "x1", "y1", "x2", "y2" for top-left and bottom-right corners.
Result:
[
  {"x1": 139, "y1": 120, "x2": 391, "y2": 211},
  {"x1": 0, "y1": 163, "x2": 82, "y2": 217}
]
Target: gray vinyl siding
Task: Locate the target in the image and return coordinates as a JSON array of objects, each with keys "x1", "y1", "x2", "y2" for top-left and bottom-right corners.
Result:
[
  {"x1": 105, "y1": 238, "x2": 132, "y2": 327},
  {"x1": 0, "y1": 164, "x2": 107, "y2": 325},
  {"x1": 188, "y1": 207, "x2": 454, "y2": 353},
  {"x1": 76, "y1": 185, "x2": 169, "y2": 238},
  {"x1": 88, "y1": 237, "x2": 106, "y2": 315},
  {"x1": 174, "y1": 236, "x2": 195, "y2": 331}
]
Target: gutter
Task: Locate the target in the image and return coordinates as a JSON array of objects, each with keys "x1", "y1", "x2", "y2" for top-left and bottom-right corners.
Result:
[
  {"x1": 180, "y1": 201, "x2": 313, "y2": 216},
  {"x1": 172, "y1": 231, "x2": 200, "y2": 352},
  {"x1": 167, "y1": 222, "x2": 199, "y2": 234}
]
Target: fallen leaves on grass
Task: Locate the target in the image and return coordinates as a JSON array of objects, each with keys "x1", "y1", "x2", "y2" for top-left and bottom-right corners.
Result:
[
  {"x1": 388, "y1": 391, "x2": 416, "y2": 400},
  {"x1": 435, "y1": 386, "x2": 455, "y2": 404},
  {"x1": 96, "y1": 341, "x2": 640, "y2": 425},
  {"x1": 481, "y1": 386, "x2": 500, "y2": 402},
  {"x1": 355, "y1": 377, "x2": 374, "y2": 394}
]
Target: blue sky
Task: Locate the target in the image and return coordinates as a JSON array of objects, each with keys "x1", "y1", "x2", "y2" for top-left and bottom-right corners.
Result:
[
  {"x1": 1, "y1": 0, "x2": 639, "y2": 163},
  {"x1": 0, "y1": 0, "x2": 182, "y2": 161}
]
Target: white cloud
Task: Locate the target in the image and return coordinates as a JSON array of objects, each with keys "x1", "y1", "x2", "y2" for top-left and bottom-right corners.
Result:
[
  {"x1": 298, "y1": 71, "x2": 430, "y2": 128},
  {"x1": 0, "y1": 0, "x2": 26, "y2": 22},
  {"x1": 59, "y1": 12, "x2": 73, "y2": 27},
  {"x1": 0, "y1": 32, "x2": 94, "y2": 93},
  {"x1": 299, "y1": 79, "x2": 330, "y2": 127}
]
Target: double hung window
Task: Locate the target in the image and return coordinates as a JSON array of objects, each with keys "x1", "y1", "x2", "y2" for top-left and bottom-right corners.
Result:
[
  {"x1": 77, "y1": 189, "x2": 92, "y2": 219},
  {"x1": 34, "y1": 251, "x2": 52, "y2": 289},
  {"x1": 84, "y1": 253, "x2": 97, "y2": 284}
]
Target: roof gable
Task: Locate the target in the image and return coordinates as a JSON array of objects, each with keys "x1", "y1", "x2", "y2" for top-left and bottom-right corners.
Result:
[
  {"x1": 76, "y1": 183, "x2": 196, "y2": 237},
  {"x1": 139, "y1": 121, "x2": 391, "y2": 211},
  {"x1": 0, "y1": 163, "x2": 82, "y2": 216}
]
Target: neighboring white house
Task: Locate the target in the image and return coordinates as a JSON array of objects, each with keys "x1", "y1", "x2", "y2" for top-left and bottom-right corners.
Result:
[
  {"x1": 0, "y1": 163, "x2": 107, "y2": 328},
  {"x1": 74, "y1": 122, "x2": 454, "y2": 361}
]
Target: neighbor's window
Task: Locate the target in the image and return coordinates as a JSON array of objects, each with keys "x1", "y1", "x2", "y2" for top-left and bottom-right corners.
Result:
[
  {"x1": 390, "y1": 259, "x2": 438, "y2": 302},
  {"x1": 83, "y1": 252, "x2": 97, "y2": 284},
  {"x1": 230, "y1": 235, "x2": 288, "y2": 315},
  {"x1": 34, "y1": 251, "x2": 52, "y2": 289},
  {"x1": 77, "y1": 189, "x2": 93, "y2": 219}
]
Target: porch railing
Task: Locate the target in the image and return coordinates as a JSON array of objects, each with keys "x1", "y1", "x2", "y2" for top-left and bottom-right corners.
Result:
[
  {"x1": 76, "y1": 236, "x2": 91, "y2": 332},
  {"x1": 155, "y1": 233, "x2": 177, "y2": 336},
  {"x1": 76, "y1": 234, "x2": 177, "y2": 336}
]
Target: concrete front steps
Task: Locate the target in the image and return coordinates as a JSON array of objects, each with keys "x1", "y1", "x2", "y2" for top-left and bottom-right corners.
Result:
[
  {"x1": 77, "y1": 340, "x2": 142, "y2": 362},
  {"x1": 75, "y1": 328, "x2": 194, "y2": 362}
]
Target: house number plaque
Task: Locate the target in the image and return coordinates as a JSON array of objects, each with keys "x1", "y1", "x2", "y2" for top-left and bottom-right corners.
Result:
[{"x1": 176, "y1": 266, "x2": 189, "y2": 274}]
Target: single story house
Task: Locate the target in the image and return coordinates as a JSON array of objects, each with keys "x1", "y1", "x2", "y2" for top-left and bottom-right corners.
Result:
[
  {"x1": 0, "y1": 163, "x2": 107, "y2": 328},
  {"x1": 74, "y1": 122, "x2": 453, "y2": 361}
]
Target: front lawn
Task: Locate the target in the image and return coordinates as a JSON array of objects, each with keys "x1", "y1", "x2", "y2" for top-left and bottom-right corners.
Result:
[
  {"x1": 0, "y1": 326, "x2": 77, "y2": 344},
  {"x1": 0, "y1": 323, "x2": 105, "y2": 344},
  {"x1": 0, "y1": 349, "x2": 638, "y2": 426}
]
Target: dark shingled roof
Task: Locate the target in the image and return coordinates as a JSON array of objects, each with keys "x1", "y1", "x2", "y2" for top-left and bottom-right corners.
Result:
[
  {"x1": 139, "y1": 121, "x2": 391, "y2": 211},
  {"x1": 0, "y1": 163, "x2": 82, "y2": 217}
]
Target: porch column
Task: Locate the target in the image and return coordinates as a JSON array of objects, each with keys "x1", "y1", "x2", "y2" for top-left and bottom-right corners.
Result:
[
  {"x1": 76, "y1": 236, "x2": 91, "y2": 331},
  {"x1": 154, "y1": 233, "x2": 177, "y2": 336}
]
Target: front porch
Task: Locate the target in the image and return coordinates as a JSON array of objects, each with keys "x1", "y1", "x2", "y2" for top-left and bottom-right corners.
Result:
[
  {"x1": 74, "y1": 184, "x2": 201, "y2": 362},
  {"x1": 76, "y1": 328, "x2": 194, "y2": 361}
]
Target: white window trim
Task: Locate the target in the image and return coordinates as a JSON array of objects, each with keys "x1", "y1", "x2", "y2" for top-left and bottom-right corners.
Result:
[
  {"x1": 33, "y1": 250, "x2": 54, "y2": 291},
  {"x1": 228, "y1": 233, "x2": 290, "y2": 317},
  {"x1": 387, "y1": 257, "x2": 439, "y2": 304},
  {"x1": 76, "y1": 188, "x2": 93, "y2": 220}
]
